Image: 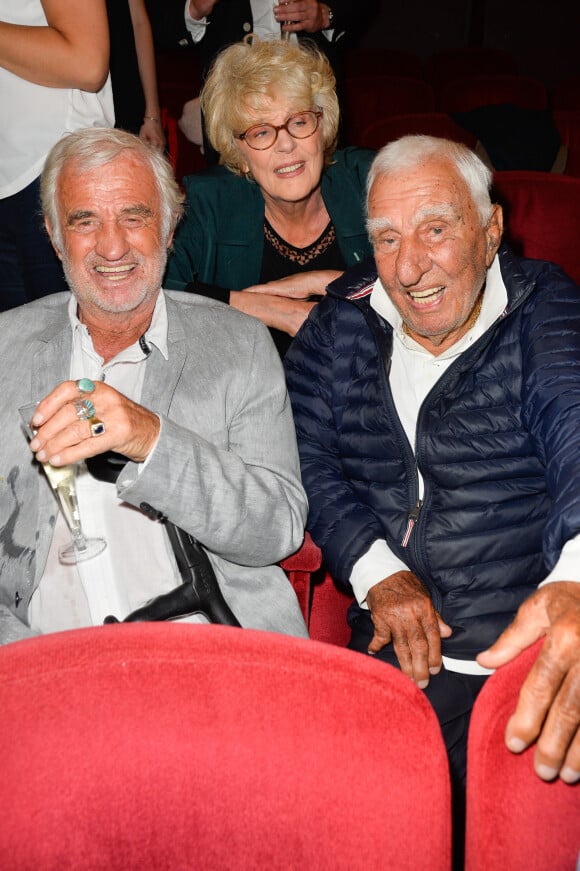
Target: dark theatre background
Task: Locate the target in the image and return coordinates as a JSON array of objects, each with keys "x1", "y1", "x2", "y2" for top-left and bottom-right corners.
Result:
[{"x1": 152, "y1": 0, "x2": 579, "y2": 180}]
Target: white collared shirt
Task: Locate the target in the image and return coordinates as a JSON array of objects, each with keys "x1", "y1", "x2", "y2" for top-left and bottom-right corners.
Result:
[
  {"x1": 184, "y1": 0, "x2": 333, "y2": 43},
  {"x1": 349, "y1": 256, "x2": 580, "y2": 674},
  {"x1": 28, "y1": 292, "x2": 199, "y2": 634}
]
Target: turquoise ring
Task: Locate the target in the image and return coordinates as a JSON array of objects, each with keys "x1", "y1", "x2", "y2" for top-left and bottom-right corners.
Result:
[
  {"x1": 77, "y1": 378, "x2": 96, "y2": 394},
  {"x1": 75, "y1": 398, "x2": 96, "y2": 421}
]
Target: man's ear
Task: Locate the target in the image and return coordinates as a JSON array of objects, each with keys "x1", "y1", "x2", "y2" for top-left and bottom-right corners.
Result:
[
  {"x1": 44, "y1": 217, "x2": 63, "y2": 262},
  {"x1": 485, "y1": 204, "x2": 503, "y2": 266}
]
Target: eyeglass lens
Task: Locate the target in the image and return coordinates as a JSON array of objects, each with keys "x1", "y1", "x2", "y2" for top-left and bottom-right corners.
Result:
[{"x1": 242, "y1": 111, "x2": 320, "y2": 150}]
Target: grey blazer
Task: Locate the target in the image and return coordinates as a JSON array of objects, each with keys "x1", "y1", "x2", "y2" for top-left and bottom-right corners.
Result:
[{"x1": 0, "y1": 291, "x2": 308, "y2": 644}]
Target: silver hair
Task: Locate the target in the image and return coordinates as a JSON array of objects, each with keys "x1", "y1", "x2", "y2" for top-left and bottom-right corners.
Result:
[
  {"x1": 41, "y1": 127, "x2": 185, "y2": 250},
  {"x1": 365, "y1": 135, "x2": 494, "y2": 227}
]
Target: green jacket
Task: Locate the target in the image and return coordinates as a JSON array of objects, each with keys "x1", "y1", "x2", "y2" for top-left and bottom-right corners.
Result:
[{"x1": 164, "y1": 147, "x2": 375, "y2": 295}]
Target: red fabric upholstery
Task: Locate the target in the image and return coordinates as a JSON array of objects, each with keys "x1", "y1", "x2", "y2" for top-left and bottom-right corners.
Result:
[
  {"x1": 465, "y1": 640, "x2": 580, "y2": 871},
  {"x1": 344, "y1": 48, "x2": 424, "y2": 81},
  {"x1": 360, "y1": 112, "x2": 478, "y2": 150},
  {"x1": 156, "y1": 50, "x2": 208, "y2": 181},
  {"x1": 279, "y1": 535, "x2": 352, "y2": 646},
  {"x1": 0, "y1": 624, "x2": 451, "y2": 870},
  {"x1": 343, "y1": 75, "x2": 435, "y2": 146},
  {"x1": 552, "y1": 74, "x2": 580, "y2": 111},
  {"x1": 554, "y1": 109, "x2": 580, "y2": 178},
  {"x1": 438, "y1": 74, "x2": 548, "y2": 114},
  {"x1": 308, "y1": 570, "x2": 353, "y2": 646},
  {"x1": 156, "y1": 49, "x2": 202, "y2": 116},
  {"x1": 492, "y1": 170, "x2": 580, "y2": 284},
  {"x1": 159, "y1": 98, "x2": 208, "y2": 181},
  {"x1": 279, "y1": 531, "x2": 322, "y2": 620},
  {"x1": 424, "y1": 47, "x2": 518, "y2": 93}
]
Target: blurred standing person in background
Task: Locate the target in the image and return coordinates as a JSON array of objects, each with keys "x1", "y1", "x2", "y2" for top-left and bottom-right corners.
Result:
[
  {"x1": 0, "y1": 0, "x2": 114, "y2": 311},
  {"x1": 146, "y1": 0, "x2": 367, "y2": 77},
  {"x1": 145, "y1": 0, "x2": 374, "y2": 161},
  {"x1": 107, "y1": 0, "x2": 166, "y2": 150}
]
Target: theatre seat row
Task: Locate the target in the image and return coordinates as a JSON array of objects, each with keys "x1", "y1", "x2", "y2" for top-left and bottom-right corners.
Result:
[
  {"x1": 343, "y1": 47, "x2": 579, "y2": 110},
  {"x1": 1, "y1": 625, "x2": 577, "y2": 869},
  {"x1": 341, "y1": 71, "x2": 552, "y2": 144},
  {"x1": 155, "y1": 42, "x2": 580, "y2": 181}
]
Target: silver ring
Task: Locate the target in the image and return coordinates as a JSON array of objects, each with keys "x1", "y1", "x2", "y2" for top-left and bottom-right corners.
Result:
[
  {"x1": 75, "y1": 398, "x2": 96, "y2": 421},
  {"x1": 77, "y1": 378, "x2": 96, "y2": 394},
  {"x1": 89, "y1": 417, "x2": 106, "y2": 437}
]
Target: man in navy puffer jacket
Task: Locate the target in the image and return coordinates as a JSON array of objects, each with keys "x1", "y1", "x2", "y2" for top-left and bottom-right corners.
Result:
[{"x1": 285, "y1": 135, "x2": 580, "y2": 837}]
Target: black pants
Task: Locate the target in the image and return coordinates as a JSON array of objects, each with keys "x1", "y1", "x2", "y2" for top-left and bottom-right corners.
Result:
[
  {"x1": 348, "y1": 607, "x2": 488, "y2": 870},
  {"x1": 0, "y1": 176, "x2": 68, "y2": 311}
]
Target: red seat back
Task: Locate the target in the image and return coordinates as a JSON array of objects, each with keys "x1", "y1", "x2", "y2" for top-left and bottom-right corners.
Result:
[
  {"x1": 0, "y1": 624, "x2": 452, "y2": 870},
  {"x1": 280, "y1": 530, "x2": 322, "y2": 619},
  {"x1": 308, "y1": 570, "x2": 354, "y2": 646},
  {"x1": 466, "y1": 640, "x2": 580, "y2": 871},
  {"x1": 360, "y1": 111, "x2": 478, "y2": 150},
  {"x1": 554, "y1": 109, "x2": 580, "y2": 178},
  {"x1": 342, "y1": 75, "x2": 435, "y2": 146},
  {"x1": 344, "y1": 47, "x2": 424, "y2": 81},
  {"x1": 281, "y1": 534, "x2": 353, "y2": 646},
  {"x1": 425, "y1": 47, "x2": 518, "y2": 94},
  {"x1": 492, "y1": 170, "x2": 580, "y2": 284},
  {"x1": 552, "y1": 74, "x2": 580, "y2": 111},
  {"x1": 438, "y1": 74, "x2": 548, "y2": 114}
]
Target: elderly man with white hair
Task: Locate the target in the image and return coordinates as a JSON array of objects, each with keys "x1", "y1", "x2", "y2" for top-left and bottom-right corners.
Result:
[
  {"x1": 286, "y1": 134, "x2": 580, "y2": 867},
  {"x1": 0, "y1": 126, "x2": 308, "y2": 645}
]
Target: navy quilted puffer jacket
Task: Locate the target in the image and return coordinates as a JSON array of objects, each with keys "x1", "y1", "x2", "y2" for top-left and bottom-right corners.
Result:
[{"x1": 285, "y1": 246, "x2": 580, "y2": 659}]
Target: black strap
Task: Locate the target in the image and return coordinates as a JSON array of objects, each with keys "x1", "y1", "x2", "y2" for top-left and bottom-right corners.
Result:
[{"x1": 86, "y1": 453, "x2": 241, "y2": 626}]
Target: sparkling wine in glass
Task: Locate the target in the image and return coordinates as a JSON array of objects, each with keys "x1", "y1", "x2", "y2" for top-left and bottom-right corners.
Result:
[{"x1": 19, "y1": 402, "x2": 107, "y2": 565}]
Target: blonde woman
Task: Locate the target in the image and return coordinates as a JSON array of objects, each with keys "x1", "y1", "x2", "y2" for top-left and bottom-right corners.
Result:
[{"x1": 165, "y1": 38, "x2": 374, "y2": 356}]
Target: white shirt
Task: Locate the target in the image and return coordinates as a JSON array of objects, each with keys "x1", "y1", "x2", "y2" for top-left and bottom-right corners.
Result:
[
  {"x1": 184, "y1": 0, "x2": 333, "y2": 44},
  {"x1": 0, "y1": 0, "x2": 114, "y2": 198},
  {"x1": 28, "y1": 293, "x2": 206, "y2": 634},
  {"x1": 349, "y1": 256, "x2": 580, "y2": 674}
]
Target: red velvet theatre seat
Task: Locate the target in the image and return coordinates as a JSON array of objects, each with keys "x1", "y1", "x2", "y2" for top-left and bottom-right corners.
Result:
[
  {"x1": 492, "y1": 170, "x2": 580, "y2": 285},
  {"x1": 0, "y1": 623, "x2": 452, "y2": 870},
  {"x1": 465, "y1": 640, "x2": 580, "y2": 871}
]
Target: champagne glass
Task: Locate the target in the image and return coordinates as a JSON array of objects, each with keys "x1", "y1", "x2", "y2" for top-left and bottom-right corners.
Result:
[{"x1": 19, "y1": 401, "x2": 107, "y2": 565}]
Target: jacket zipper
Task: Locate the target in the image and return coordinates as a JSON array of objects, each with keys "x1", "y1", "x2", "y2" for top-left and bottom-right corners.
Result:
[{"x1": 401, "y1": 499, "x2": 423, "y2": 547}]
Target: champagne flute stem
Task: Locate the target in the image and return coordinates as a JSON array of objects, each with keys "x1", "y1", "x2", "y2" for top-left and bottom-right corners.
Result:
[{"x1": 70, "y1": 528, "x2": 88, "y2": 553}]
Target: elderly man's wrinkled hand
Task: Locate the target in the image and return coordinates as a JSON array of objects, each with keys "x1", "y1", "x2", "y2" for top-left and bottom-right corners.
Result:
[
  {"x1": 274, "y1": 0, "x2": 327, "y2": 33},
  {"x1": 477, "y1": 581, "x2": 580, "y2": 783},
  {"x1": 366, "y1": 571, "x2": 452, "y2": 688},
  {"x1": 27, "y1": 380, "x2": 160, "y2": 467}
]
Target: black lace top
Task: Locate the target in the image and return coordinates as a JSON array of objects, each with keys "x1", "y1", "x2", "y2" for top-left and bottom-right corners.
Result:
[
  {"x1": 185, "y1": 218, "x2": 346, "y2": 358},
  {"x1": 260, "y1": 219, "x2": 345, "y2": 356}
]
